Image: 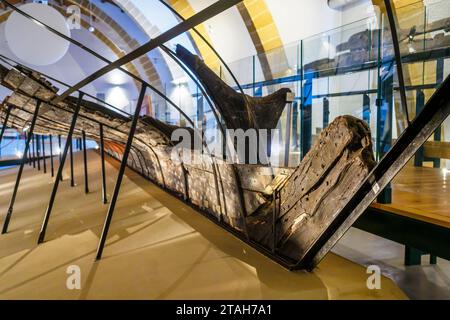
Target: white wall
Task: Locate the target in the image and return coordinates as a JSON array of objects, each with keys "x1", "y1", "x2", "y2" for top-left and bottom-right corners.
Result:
[{"x1": 189, "y1": 0, "x2": 257, "y2": 63}]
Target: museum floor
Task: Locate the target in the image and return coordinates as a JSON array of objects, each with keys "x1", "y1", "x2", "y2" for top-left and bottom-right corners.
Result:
[{"x1": 0, "y1": 150, "x2": 439, "y2": 300}]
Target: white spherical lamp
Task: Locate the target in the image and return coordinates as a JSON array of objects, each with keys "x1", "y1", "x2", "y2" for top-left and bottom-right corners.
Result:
[{"x1": 5, "y1": 3, "x2": 71, "y2": 66}]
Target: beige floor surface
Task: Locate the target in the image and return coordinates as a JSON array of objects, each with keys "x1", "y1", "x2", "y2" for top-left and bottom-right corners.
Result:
[{"x1": 0, "y1": 150, "x2": 406, "y2": 299}]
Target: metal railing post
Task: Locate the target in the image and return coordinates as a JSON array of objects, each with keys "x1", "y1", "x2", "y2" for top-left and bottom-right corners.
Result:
[
  {"x1": 36, "y1": 135, "x2": 41, "y2": 171},
  {"x1": 42, "y1": 135, "x2": 47, "y2": 174},
  {"x1": 38, "y1": 93, "x2": 83, "y2": 244},
  {"x1": 58, "y1": 134, "x2": 62, "y2": 181},
  {"x1": 69, "y1": 139, "x2": 74, "y2": 187},
  {"x1": 99, "y1": 124, "x2": 107, "y2": 204},
  {"x1": 82, "y1": 130, "x2": 89, "y2": 194},
  {"x1": 95, "y1": 85, "x2": 146, "y2": 260},
  {"x1": 2, "y1": 101, "x2": 41, "y2": 234},
  {"x1": 32, "y1": 134, "x2": 36, "y2": 168},
  {"x1": 49, "y1": 135, "x2": 54, "y2": 177}
]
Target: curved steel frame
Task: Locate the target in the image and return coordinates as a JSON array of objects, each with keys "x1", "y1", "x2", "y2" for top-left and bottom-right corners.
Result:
[
  {"x1": 1, "y1": 1, "x2": 242, "y2": 219},
  {"x1": 0, "y1": 0, "x2": 248, "y2": 257},
  {"x1": 1, "y1": 0, "x2": 250, "y2": 218}
]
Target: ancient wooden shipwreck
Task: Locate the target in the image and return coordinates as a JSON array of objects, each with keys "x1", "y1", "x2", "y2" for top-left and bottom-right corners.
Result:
[{"x1": 0, "y1": 45, "x2": 378, "y2": 269}]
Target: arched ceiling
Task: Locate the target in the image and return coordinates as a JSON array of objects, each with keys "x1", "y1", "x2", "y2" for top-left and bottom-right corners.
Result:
[{"x1": 1, "y1": 0, "x2": 430, "y2": 105}]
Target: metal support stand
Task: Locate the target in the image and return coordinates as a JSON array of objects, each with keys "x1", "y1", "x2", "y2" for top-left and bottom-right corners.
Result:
[
  {"x1": 27, "y1": 133, "x2": 32, "y2": 166},
  {"x1": 414, "y1": 90, "x2": 425, "y2": 167},
  {"x1": 49, "y1": 135, "x2": 54, "y2": 177},
  {"x1": 82, "y1": 130, "x2": 89, "y2": 194},
  {"x1": 36, "y1": 135, "x2": 41, "y2": 171},
  {"x1": 58, "y1": 134, "x2": 62, "y2": 181},
  {"x1": 38, "y1": 93, "x2": 83, "y2": 244},
  {"x1": 32, "y1": 134, "x2": 36, "y2": 168},
  {"x1": 2, "y1": 101, "x2": 41, "y2": 234},
  {"x1": 100, "y1": 124, "x2": 107, "y2": 204},
  {"x1": 42, "y1": 135, "x2": 47, "y2": 174},
  {"x1": 95, "y1": 85, "x2": 146, "y2": 260},
  {"x1": 69, "y1": 139, "x2": 74, "y2": 187},
  {"x1": 376, "y1": 74, "x2": 393, "y2": 204}
]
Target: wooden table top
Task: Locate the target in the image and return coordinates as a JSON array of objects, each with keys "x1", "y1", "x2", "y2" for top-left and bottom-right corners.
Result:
[{"x1": 372, "y1": 165, "x2": 450, "y2": 229}]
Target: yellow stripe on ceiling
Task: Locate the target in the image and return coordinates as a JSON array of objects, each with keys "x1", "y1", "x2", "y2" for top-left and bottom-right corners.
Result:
[
  {"x1": 237, "y1": 0, "x2": 288, "y2": 81},
  {"x1": 241, "y1": 0, "x2": 283, "y2": 52},
  {"x1": 167, "y1": 0, "x2": 220, "y2": 71}
]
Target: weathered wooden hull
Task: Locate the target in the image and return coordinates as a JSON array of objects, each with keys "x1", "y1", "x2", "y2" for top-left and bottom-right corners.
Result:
[{"x1": 0, "y1": 56, "x2": 375, "y2": 269}]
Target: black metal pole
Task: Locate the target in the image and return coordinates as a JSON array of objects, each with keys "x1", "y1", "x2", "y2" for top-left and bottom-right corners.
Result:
[
  {"x1": 38, "y1": 93, "x2": 83, "y2": 244},
  {"x1": 32, "y1": 134, "x2": 36, "y2": 168},
  {"x1": 100, "y1": 124, "x2": 107, "y2": 204},
  {"x1": 384, "y1": 0, "x2": 410, "y2": 126},
  {"x1": 42, "y1": 135, "x2": 47, "y2": 174},
  {"x1": 82, "y1": 130, "x2": 89, "y2": 194},
  {"x1": 2, "y1": 101, "x2": 41, "y2": 234},
  {"x1": 95, "y1": 85, "x2": 146, "y2": 260},
  {"x1": 36, "y1": 135, "x2": 41, "y2": 171},
  {"x1": 0, "y1": 105, "x2": 12, "y2": 146},
  {"x1": 69, "y1": 139, "x2": 74, "y2": 187},
  {"x1": 58, "y1": 134, "x2": 62, "y2": 181},
  {"x1": 49, "y1": 135, "x2": 54, "y2": 177},
  {"x1": 58, "y1": 134, "x2": 62, "y2": 162},
  {"x1": 25, "y1": 132, "x2": 30, "y2": 165}
]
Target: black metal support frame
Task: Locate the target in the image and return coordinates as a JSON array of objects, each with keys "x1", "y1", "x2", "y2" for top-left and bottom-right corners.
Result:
[
  {"x1": 99, "y1": 124, "x2": 107, "y2": 204},
  {"x1": 49, "y1": 135, "x2": 54, "y2": 177},
  {"x1": 95, "y1": 85, "x2": 146, "y2": 260},
  {"x1": 31, "y1": 134, "x2": 36, "y2": 168},
  {"x1": 1, "y1": 1, "x2": 245, "y2": 224},
  {"x1": 38, "y1": 93, "x2": 83, "y2": 244},
  {"x1": 51, "y1": 0, "x2": 242, "y2": 104},
  {"x1": 36, "y1": 134, "x2": 41, "y2": 171},
  {"x1": 384, "y1": 0, "x2": 410, "y2": 126},
  {"x1": 69, "y1": 138, "x2": 75, "y2": 187},
  {"x1": 27, "y1": 132, "x2": 31, "y2": 166},
  {"x1": 42, "y1": 135, "x2": 47, "y2": 174},
  {"x1": 58, "y1": 135, "x2": 63, "y2": 181},
  {"x1": 82, "y1": 130, "x2": 89, "y2": 194},
  {"x1": 2, "y1": 101, "x2": 41, "y2": 234}
]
